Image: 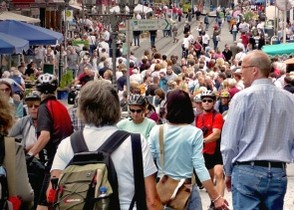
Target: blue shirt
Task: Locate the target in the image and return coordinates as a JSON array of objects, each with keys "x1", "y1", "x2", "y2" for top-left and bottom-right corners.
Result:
[
  {"x1": 148, "y1": 123, "x2": 211, "y2": 182},
  {"x1": 221, "y1": 79, "x2": 294, "y2": 176}
]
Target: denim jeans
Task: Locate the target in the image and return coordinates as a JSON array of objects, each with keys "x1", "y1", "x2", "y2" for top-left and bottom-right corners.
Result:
[
  {"x1": 232, "y1": 31, "x2": 237, "y2": 41},
  {"x1": 232, "y1": 164, "x2": 287, "y2": 210},
  {"x1": 187, "y1": 185, "x2": 202, "y2": 210}
]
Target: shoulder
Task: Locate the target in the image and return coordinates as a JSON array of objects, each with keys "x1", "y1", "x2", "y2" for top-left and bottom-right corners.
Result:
[
  {"x1": 214, "y1": 112, "x2": 224, "y2": 122},
  {"x1": 116, "y1": 118, "x2": 130, "y2": 128},
  {"x1": 144, "y1": 117, "x2": 156, "y2": 126}
]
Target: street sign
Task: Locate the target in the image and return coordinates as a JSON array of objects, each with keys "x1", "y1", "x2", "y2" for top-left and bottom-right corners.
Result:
[{"x1": 130, "y1": 19, "x2": 171, "y2": 31}]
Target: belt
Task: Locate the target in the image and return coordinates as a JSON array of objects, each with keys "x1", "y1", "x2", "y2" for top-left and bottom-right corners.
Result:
[{"x1": 236, "y1": 161, "x2": 286, "y2": 168}]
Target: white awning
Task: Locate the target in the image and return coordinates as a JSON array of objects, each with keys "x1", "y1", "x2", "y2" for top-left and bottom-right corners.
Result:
[
  {"x1": 0, "y1": 11, "x2": 40, "y2": 24},
  {"x1": 69, "y1": 4, "x2": 83, "y2": 10}
]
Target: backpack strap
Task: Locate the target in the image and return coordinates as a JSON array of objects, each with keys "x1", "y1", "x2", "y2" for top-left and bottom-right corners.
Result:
[
  {"x1": 129, "y1": 134, "x2": 147, "y2": 210},
  {"x1": 98, "y1": 130, "x2": 130, "y2": 153},
  {"x1": 98, "y1": 130, "x2": 130, "y2": 210},
  {"x1": 70, "y1": 130, "x2": 88, "y2": 153}
]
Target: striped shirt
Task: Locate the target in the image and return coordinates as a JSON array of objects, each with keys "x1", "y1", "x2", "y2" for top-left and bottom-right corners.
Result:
[{"x1": 221, "y1": 78, "x2": 294, "y2": 176}]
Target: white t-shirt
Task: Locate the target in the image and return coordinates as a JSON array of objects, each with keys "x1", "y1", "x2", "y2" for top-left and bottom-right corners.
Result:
[
  {"x1": 51, "y1": 125, "x2": 157, "y2": 210},
  {"x1": 202, "y1": 34, "x2": 210, "y2": 45}
]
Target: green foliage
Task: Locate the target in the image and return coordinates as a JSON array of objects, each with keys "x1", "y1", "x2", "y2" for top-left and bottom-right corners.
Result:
[
  {"x1": 243, "y1": 11, "x2": 256, "y2": 22},
  {"x1": 59, "y1": 69, "x2": 73, "y2": 89}
]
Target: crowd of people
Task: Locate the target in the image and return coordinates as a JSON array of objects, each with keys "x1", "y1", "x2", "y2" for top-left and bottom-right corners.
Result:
[{"x1": 1, "y1": 2, "x2": 294, "y2": 210}]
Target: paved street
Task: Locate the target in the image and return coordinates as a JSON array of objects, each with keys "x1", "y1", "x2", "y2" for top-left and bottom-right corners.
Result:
[{"x1": 130, "y1": 15, "x2": 236, "y2": 60}]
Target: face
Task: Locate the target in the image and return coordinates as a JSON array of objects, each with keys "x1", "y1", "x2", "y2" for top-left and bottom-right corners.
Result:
[
  {"x1": 0, "y1": 84, "x2": 11, "y2": 99},
  {"x1": 201, "y1": 97, "x2": 215, "y2": 112},
  {"x1": 194, "y1": 101, "x2": 203, "y2": 110},
  {"x1": 83, "y1": 58, "x2": 88, "y2": 63},
  {"x1": 220, "y1": 97, "x2": 230, "y2": 105},
  {"x1": 241, "y1": 58, "x2": 254, "y2": 88},
  {"x1": 166, "y1": 66, "x2": 173, "y2": 75},
  {"x1": 129, "y1": 105, "x2": 145, "y2": 124},
  {"x1": 26, "y1": 100, "x2": 40, "y2": 119}
]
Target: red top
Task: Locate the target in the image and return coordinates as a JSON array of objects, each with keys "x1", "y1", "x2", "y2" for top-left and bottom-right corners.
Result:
[{"x1": 195, "y1": 111, "x2": 224, "y2": 155}]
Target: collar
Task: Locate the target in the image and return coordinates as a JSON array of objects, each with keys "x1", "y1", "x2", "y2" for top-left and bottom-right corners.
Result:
[
  {"x1": 251, "y1": 78, "x2": 273, "y2": 86},
  {"x1": 41, "y1": 95, "x2": 56, "y2": 104}
]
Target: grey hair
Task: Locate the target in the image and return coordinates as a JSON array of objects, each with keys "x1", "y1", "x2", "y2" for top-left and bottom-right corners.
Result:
[{"x1": 77, "y1": 80, "x2": 120, "y2": 127}]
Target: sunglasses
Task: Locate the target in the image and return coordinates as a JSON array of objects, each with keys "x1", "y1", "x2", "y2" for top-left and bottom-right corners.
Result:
[
  {"x1": 202, "y1": 99, "x2": 213, "y2": 103},
  {"x1": 130, "y1": 109, "x2": 143, "y2": 113},
  {"x1": 0, "y1": 88, "x2": 10, "y2": 93},
  {"x1": 27, "y1": 104, "x2": 40, "y2": 109}
]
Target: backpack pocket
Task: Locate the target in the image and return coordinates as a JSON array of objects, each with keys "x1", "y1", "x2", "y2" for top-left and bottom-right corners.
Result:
[{"x1": 56, "y1": 164, "x2": 113, "y2": 210}]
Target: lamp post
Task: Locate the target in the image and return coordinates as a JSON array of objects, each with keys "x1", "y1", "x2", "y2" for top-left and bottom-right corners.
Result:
[
  {"x1": 64, "y1": 0, "x2": 70, "y2": 72},
  {"x1": 57, "y1": 0, "x2": 70, "y2": 86},
  {"x1": 126, "y1": 0, "x2": 138, "y2": 96},
  {"x1": 94, "y1": 0, "x2": 137, "y2": 89}
]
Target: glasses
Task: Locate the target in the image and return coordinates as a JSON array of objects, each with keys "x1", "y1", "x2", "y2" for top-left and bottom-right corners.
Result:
[
  {"x1": 202, "y1": 99, "x2": 214, "y2": 103},
  {"x1": 241, "y1": 65, "x2": 255, "y2": 69},
  {"x1": 0, "y1": 88, "x2": 10, "y2": 93},
  {"x1": 130, "y1": 109, "x2": 143, "y2": 113},
  {"x1": 27, "y1": 104, "x2": 40, "y2": 109}
]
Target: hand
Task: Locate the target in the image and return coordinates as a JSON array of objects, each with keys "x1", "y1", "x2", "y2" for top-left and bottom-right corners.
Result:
[
  {"x1": 25, "y1": 154, "x2": 34, "y2": 164},
  {"x1": 214, "y1": 197, "x2": 229, "y2": 210},
  {"x1": 225, "y1": 176, "x2": 232, "y2": 192}
]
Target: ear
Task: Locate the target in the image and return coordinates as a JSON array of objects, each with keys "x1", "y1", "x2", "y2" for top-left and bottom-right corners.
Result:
[{"x1": 252, "y1": 66, "x2": 259, "y2": 77}]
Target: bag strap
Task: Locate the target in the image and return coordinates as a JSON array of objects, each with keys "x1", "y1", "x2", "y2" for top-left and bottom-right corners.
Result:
[
  {"x1": 129, "y1": 134, "x2": 147, "y2": 210},
  {"x1": 159, "y1": 125, "x2": 164, "y2": 171},
  {"x1": 0, "y1": 135, "x2": 5, "y2": 166},
  {"x1": 70, "y1": 130, "x2": 130, "y2": 154},
  {"x1": 98, "y1": 130, "x2": 130, "y2": 154},
  {"x1": 4, "y1": 137, "x2": 17, "y2": 196},
  {"x1": 70, "y1": 130, "x2": 88, "y2": 153}
]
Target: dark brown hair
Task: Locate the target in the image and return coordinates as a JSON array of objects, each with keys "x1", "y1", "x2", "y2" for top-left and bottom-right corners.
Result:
[{"x1": 166, "y1": 89, "x2": 194, "y2": 124}]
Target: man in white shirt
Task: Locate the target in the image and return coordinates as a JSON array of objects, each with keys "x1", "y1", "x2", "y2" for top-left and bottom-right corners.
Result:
[{"x1": 202, "y1": 31, "x2": 210, "y2": 49}]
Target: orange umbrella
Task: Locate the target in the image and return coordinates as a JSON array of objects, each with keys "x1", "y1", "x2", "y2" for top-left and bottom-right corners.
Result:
[{"x1": 284, "y1": 58, "x2": 294, "y2": 65}]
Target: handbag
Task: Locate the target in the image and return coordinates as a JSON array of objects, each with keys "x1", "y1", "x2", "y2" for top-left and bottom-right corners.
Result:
[
  {"x1": 156, "y1": 125, "x2": 191, "y2": 210},
  {"x1": 4, "y1": 137, "x2": 34, "y2": 209}
]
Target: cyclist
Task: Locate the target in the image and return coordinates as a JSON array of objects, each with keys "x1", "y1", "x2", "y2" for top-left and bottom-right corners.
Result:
[
  {"x1": 195, "y1": 90, "x2": 225, "y2": 210},
  {"x1": 117, "y1": 94, "x2": 156, "y2": 139}
]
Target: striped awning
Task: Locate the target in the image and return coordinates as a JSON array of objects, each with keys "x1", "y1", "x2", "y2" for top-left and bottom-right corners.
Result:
[{"x1": 0, "y1": 11, "x2": 40, "y2": 23}]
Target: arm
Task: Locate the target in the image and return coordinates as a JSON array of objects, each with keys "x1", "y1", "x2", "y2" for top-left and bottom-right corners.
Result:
[
  {"x1": 46, "y1": 169, "x2": 62, "y2": 201},
  {"x1": 221, "y1": 96, "x2": 244, "y2": 176},
  {"x1": 144, "y1": 174, "x2": 163, "y2": 210},
  {"x1": 202, "y1": 179, "x2": 229, "y2": 209},
  {"x1": 28, "y1": 130, "x2": 50, "y2": 156},
  {"x1": 204, "y1": 113, "x2": 224, "y2": 143},
  {"x1": 204, "y1": 128, "x2": 221, "y2": 144},
  {"x1": 9, "y1": 118, "x2": 24, "y2": 137}
]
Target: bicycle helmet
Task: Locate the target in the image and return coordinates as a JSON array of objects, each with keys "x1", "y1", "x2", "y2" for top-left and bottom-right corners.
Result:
[
  {"x1": 35, "y1": 73, "x2": 58, "y2": 94},
  {"x1": 200, "y1": 90, "x2": 216, "y2": 100},
  {"x1": 128, "y1": 94, "x2": 147, "y2": 106},
  {"x1": 220, "y1": 91, "x2": 230, "y2": 98},
  {"x1": 25, "y1": 91, "x2": 41, "y2": 102},
  {"x1": 194, "y1": 94, "x2": 202, "y2": 103}
]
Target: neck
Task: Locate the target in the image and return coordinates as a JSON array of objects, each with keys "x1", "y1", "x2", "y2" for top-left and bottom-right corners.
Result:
[{"x1": 204, "y1": 109, "x2": 214, "y2": 114}]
